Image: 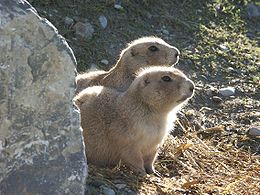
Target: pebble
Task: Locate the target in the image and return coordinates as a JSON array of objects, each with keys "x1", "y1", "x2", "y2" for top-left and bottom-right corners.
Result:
[
  {"x1": 227, "y1": 67, "x2": 234, "y2": 71},
  {"x1": 114, "y1": 4, "x2": 123, "y2": 10},
  {"x1": 101, "y1": 186, "x2": 115, "y2": 195},
  {"x1": 247, "y1": 3, "x2": 260, "y2": 18},
  {"x1": 248, "y1": 127, "x2": 260, "y2": 136},
  {"x1": 162, "y1": 29, "x2": 169, "y2": 35},
  {"x1": 115, "y1": 183, "x2": 126, "y2": 189},
  {"x1": 101, "y1": 59, "x2": 109, "y2": 65},
  {"x1": 212, "y1": 96, "x2": 222, "y2": 103},
  {"x1": 219, "y1": 87, "x2": 235, "y2": 97},
  {"x1": 74, "y1": 21, "x2": 94, "y2": 39},
  {"x1": 64, "y1": 16, "x2": 74, "y2": 26},
  {"x1": 219, "y1": 44, "x2": 229, "y2": 51},
  {"x1": 99, "y1": 15, "x2": 108, "y2": 29}
]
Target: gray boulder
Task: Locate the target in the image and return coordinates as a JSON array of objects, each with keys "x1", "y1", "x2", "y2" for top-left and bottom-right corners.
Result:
[{"x1": 0, "y1": 0, "x2": 87, "y2": 194}]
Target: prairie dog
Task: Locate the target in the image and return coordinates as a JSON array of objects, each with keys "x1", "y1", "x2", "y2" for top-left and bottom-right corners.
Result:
[
  {"x1": 75, "y1": 37, "x2": 180, "y2": 93},
  {"x1": 73, "y1": 66, "x2": 194, "y2": 175}
]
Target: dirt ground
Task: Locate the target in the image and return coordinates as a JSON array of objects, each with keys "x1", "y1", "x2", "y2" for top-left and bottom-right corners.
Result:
[{"x1": 30, "y1": 0, "x2": 259, "y2": 194}]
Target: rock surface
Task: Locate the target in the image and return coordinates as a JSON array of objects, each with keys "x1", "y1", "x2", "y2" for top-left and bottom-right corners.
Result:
[{"x1": 0, "y1": 0, "x2": 87, "y2": 194}]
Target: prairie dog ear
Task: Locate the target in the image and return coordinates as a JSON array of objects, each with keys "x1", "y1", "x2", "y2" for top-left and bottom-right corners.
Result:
[
  {"x1": 133, "y1": 68, "x2": 144, "y2": 77},
  {"x1": 130, "y1": 48, "x2": 138, "y2": 56},
  {"x1": 142, "y1": 75, "x2": 150, "y2": 86},
  {"x1": 132, "y1": 71, "x2": 139, "y2": 78}
]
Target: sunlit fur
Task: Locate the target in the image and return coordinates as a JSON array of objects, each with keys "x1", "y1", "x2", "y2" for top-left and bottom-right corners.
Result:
[{"x1": 73, "y1": 66, "x2": 194, "y2": 175}]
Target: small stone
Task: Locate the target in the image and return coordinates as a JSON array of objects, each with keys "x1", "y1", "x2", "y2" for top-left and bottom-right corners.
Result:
[
  {"x1": 227, "y1": 67, "x2": 234, "y2": 71},
  {"x1": 74, "y1": 21, "x2": 94, "y2": 39},
  {"x1": 162, "y1": 29, "x2": 169, "y2": 35},
  {"x1": 219, "y1": 44, "x2": 229, "y2": 51},
  {"x1": 64, "y1": 16, "x2": 74, "y2": 26},
  {"x1": 101, "y1": 59, "x2": 109, "y2": 65},
  {"x1": 99, "y1": 15, "x2": 108, "y2": 29},
  {"x1": 115, "y1": 183, "x2": 126, "y2": 189},
  {"x1": 212, "y1": 96, "x2": 222, "y2": 103},
  {"x1": 106, "y1": 189, "x2": 115, "y2": 195},
  {"x1": 247, "y1": 3, "x2": 260, "y2": 18},
  {"x1": 101, "y1": 186, "x2": 115, "y2": 195},
  {"x1": 114, "y1": 4, "x2": 124, "y2": 10},
  {"x1": 248, "y1": 127, "x2": 260, "y2": 136},
  {"x1": 219, "y1": 87, "x2": 235, "y2": 97},
  {"x1": 114, "y1": 4, "x2": 123, "y2": 10}
]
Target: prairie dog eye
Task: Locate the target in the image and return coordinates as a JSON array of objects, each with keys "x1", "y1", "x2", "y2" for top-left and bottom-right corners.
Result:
[
  {"x1": 148, "y1": 45, "x2": 159, "y2": 52},
  {"x1": 161, "y1": 76, "x2": 172, "y2": 82}
]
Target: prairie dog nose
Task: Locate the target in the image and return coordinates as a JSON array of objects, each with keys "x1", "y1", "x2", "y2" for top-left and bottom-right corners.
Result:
[
  {"x1": 170, "y1": 46, "x2": 180, "y2": 59},
  {"x1": 170, "y1": 46, "x2": 180, "y2": 66},
  {"x1": 177, "y1": 78, "x2": 195, "y2": 103},
  {"x1": 174, "y1": 47, "x2": 180, "y2": 58},
  {"x1": 184, "y1": 79, "x2": 195, "y2": 95},
  {"x1": 188, "y1": 80, "x2": 195, "y2": 93}
]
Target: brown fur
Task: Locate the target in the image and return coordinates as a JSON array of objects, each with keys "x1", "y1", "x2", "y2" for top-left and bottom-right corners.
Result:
[
  {"x1": 75, "y1": 37, "x2": 180, "y2": 94},
  {"x1": 73, "y1": 66, "x2": 194, "y2": 175}
]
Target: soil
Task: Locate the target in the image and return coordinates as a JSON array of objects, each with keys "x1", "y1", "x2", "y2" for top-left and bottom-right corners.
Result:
[{"x1": 30, "y1": 0, "x2": 259, "y2": 194}]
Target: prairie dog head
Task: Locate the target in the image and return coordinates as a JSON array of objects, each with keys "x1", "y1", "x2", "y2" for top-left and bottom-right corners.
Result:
[
  {"x1": 130, "y1": 66, "x2": 194, "y2": 113},
  {"x1": 73, "y1": 86, "x2": 104, "y2": 109},
  {"x1": 118, "y1": 37, "x2": 180, "y2": 73}
]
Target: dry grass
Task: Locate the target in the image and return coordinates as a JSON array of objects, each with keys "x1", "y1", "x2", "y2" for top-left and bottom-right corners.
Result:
[
  {"x1": 86, "y1": 125, "x2": 259, "y2": 194},
  {"x1": 157, "y1": 134, "x2": 259, "y2": 194}
]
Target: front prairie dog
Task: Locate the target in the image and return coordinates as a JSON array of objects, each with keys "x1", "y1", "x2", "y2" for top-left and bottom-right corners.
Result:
[
  {"x1": 73, "y1": 66, "x2": 194, "y2": 175},
  {"x1": 75, "y1": 37, "x2": 180, "y2": 93}
]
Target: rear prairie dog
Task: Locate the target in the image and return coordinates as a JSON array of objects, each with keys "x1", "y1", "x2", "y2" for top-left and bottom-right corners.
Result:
[
  {"x1": 73, "y1": 66, "x2": 194, "y2": 175},
  {"x1": 75, "y1": 37, "x2": 180, "y2": 93}
]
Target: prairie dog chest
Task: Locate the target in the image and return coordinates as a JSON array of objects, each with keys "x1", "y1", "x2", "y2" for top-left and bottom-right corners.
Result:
[{"x1": 133, "y1": 117, "x2": 168, "y2": 148}]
